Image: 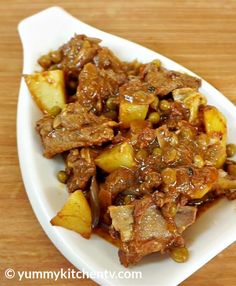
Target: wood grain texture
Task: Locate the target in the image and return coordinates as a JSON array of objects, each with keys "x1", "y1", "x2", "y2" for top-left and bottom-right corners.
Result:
[{"x1": 0, "y1": 1, "x2": 236, "y2": 285}]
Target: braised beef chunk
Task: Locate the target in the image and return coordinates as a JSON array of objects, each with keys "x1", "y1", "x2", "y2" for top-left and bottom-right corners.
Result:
[
  {"x1": 76, "y1": 63, "x2": 125, "y2": 113},
  {"x1": 57, "y1": 35, "x2": 101, "y2": 77},
  {"x1": 66, "y1": 148, "x2": 97, "y2": 192},
  {"x1": 36, "y1": 103, "x2": 115, "y2": 158},
  {"x1": 32, "y1": 34, "x2": 236, "y2": 267},
  {"x1": 109, "y1": 197, "x2": 180, "y2": 266},
  {"x1": 135, "y1": 127, "x2": 157, "y2": 149},
  {"x1": 109, "y1": 197, "x2": 197, "y2": 266},
  {"x1": 139, "y1": 171, "x2": 162, "y2": 194},
  {"x1": 99, "y1": 168, "x2": 137, "y2": 208},
  {"x1": 119, "y1": 77, "x2": 155, "y2": 105},
  {"x1": 142, "y1": 62, "x2": 201, "y2": 97},
  {"x1": 160, "y1": 102, "x2": 189, "y2": 128},
  {"x1": 93, "y1": 47, "x2": 127, "y2": 73}
]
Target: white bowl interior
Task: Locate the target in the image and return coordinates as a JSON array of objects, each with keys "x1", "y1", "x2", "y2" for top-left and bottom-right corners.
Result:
[{"x1": 17, "y1": 7, "x2": 236, "y2": 286}]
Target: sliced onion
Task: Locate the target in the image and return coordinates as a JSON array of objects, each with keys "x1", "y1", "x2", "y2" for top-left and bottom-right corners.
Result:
[{"x1": 89, "y1": 176, "x2": 100, "y2": 228}]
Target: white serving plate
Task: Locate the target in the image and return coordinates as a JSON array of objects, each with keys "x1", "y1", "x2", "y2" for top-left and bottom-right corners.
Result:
[{"x1": 17, "y1": 6, "x2": 236, "y2": 286}]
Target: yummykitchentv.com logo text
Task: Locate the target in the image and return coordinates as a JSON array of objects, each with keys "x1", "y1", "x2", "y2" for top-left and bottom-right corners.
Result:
[{"x1": 4, "y1": 267, "x2": 142, "y2": 281}]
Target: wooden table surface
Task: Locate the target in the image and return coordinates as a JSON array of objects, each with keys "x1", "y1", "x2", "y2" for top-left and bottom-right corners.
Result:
[{"x1": 0, "y1": 1, "x2": 236, "y2": 285}]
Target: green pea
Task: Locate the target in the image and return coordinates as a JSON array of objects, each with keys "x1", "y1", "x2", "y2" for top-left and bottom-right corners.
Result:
[
  {"x1": 180, "y1": 128, "x2": 193, "y2": 140},
  {"x1": 159, "y1": 100, "x2": 171, "y2": 111},
  {"x1": 106, "y1": 97, "x2": 118, "y2": 110},
  {"x1": 38, "y1": 54, "x2": 52, "y2": 69},
  {"x1": 136, "y1": 149, "x2": 148, "y2": 161},
  {"x1": 193, "y1": 155, "x2": 205, "y2": 168},
  {"x1": 226, "y1": 144, "x2": 236, "y2": 157},
  {"x1": 152, "y1": 147, "x2": 162, "y2": 156},
  {"x1": 161, "y1": 168, "x2": 176, "y2": 185},
  {"x1": 50, "y1": 106, "x2": 62, "y2": 117},
  {"x1": 164, "y1": 148, "x2": 178, "y2": 163},
  {"x1": 124, "y1": 195, "x2": 134, "y2": 205},
  {"x1": 148, "y1": 112, "x2": 160, "y2": 124},
  {"x1": 152, "y1": 59, "x2": 161, "y2": 68},
  {"x1": 170, "y1": 247, "x2": 189, "y2": 263},
  {"x1": 57, "y1": 170, "x2": 68, "y2": 184},
  {"x1": 169, "y1": 203, "x2": 177, "y2": 217},
  {"x1": 50, "y1": 50, "x2": 62, "y2": 64}
]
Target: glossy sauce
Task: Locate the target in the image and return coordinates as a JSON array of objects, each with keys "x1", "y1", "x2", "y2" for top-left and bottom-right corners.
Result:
[
  {"x1": 196, "y1": 196, "x2": 223, "y2": 218},
  {"x1": 94, "y1": 227, "x2": 120, "y2": 248}
]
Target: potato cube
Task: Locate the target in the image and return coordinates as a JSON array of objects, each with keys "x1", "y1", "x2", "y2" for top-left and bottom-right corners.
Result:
[
  {"x1": 119, "y1": 101, "x2": 149, "y2": 127},
  {"x1": 51, "y1": 190, "x2": 92, "y2": 239},
  {"x1": 203, "y1": 106, "x2": 227, "y2": 144},
  {"x1": 24, "y1": 70, "x2": 66, "y2": 115},
  {"x1": 191, "y1": 185, "x2": 211, "y2": 199},
  {"x1": 203, "y1": 106, "x2": 227, "y2": 168},
  {"x1": 95, "y1": 142, "x2": 135, "y2": 173}
]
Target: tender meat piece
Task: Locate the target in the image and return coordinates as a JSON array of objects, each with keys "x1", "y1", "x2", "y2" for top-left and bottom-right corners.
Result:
[
  {"x1": 152, "y1": 191, "x2": 174, "y2": 208},
  {"x1": 142, "y1": 62, "x2": 201, "y2": 97},
  {"x1": 109, "y1": 205, "x2": 134, "y2": 242},
  {"x1": 56, "y1": 35, "x2": 101, "y2": 77},
  {"x1": 119, "y1": 77, "x2": 155, "y2": 105},
  {"x1": 93, "y1": 47, "x2": 127, "y2": 73},
  {"x1": 117, "y1": 196, "x2": 182, "y2": 266},
  {"x1": 76, "y1": 63, "x2": 126, "y2": 113},
  {"x1": 99, "y1": 168, "x2": 137, "y2": 209},
  {"x1": 139, "y1": 171, "x2": 162, "y2": 194},
  {"x1": 66, "y1": 149, "x2": 97, "y2": 192},
  {"x1": 112, "y1": 131, "x2": 127, "y2": 145},
  {"x1": 135, "y1": 127, "x2": 157, "y2": 149},
  {"x1": 160, "y1": 102, "x2": 189, "y2": 129},
  {"x1": 225, "y1": 160, "x2": 236, "y2": 177},
  {"x1": 174, "y1": 206, "x2": 197, "y2": 233},
  {"x1": 36, "y1": 103, "x2": 115, "y2": 158},
  {"x1": 93, "y1": 47, "x2": 143, "y2": 76}
]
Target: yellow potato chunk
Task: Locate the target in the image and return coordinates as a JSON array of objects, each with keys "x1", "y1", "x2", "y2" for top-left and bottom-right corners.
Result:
[
  {"x1": 95, "y1": 142, "x2": 136, "y2": 173},
  {"x1": 203, "y1": 106, "x2": 227, "y2": 168},
  {"x1": 24, "y1": 70, "x2": 66, "y2": 115},
  {"x1": 50, "y1": 190, "x2": 92, "y2": 239},
  {"x1": 173, "y1": 88, "x2": 207, "y2": 122},
  {"x1": 203, "y1": 106, "x2": 227, "y2": 144},
  {"x1": 191, "y1": 185, "x2": 211, "y2": 199},
  {"x1": 119, "y1": 101, "x2": 149, "y2": 127}
]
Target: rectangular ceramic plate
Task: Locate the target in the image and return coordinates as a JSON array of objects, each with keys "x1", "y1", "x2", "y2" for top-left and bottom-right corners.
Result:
[{"x1": 17, "y1": 6, "x2": 236, "y2": 286}]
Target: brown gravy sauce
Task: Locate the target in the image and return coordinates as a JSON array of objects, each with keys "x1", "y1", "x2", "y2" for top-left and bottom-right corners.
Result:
[
  {"x1": 94, "y1": 227, "x2": 120, "y2": 248},
  {"x1": 196, "y1": 196, "x2": 223, "y2": 218}
]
